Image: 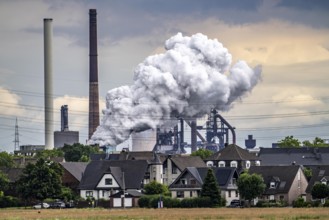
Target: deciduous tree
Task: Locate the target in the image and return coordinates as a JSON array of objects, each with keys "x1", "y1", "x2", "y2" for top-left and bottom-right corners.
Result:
[
  {"x1": 303, "y1": 137, "x2": 329, "y2": 147},
  {"x1": 144, "y1": 181, "x2": 169, "y2": 195},
  {"x1": 17, "y1": 158, "x2": 63, "y2": 204},
  {"x1": 278, "y1": 136, "x2": 301, "y2": 148},
  {"x1": 62, "y1": 143, "x2": 100, "y2": 162},
  {"x1": 0, "y1": 171, "x2": 9, "y2": 195},
  {"x1": 0, "y1": 152, "x2": 14, "y2": 168},
  {"x1": 191, "y1": 148, "x2": 213, "y2": 159},
  {"x1": 237, "y1": 172, "x2": 265, "y2": 206},
  {"x1": 311, "y1": 183, "x2": 329, "y2": 201}
]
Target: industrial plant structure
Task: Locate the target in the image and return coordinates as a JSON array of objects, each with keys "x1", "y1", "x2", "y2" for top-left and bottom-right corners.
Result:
[
  {"x1": 44, "y1": 18, "x2": 54, "y2": 149},
  {"x1": 54, "y1": 105, "x2": 79, "y2": 148},
  {"x1": 154, "y1": 109, "x2": 237, "y2": 154},
  {"x1": 88, "y1": 9, "x2": 100, "y2": 140}
]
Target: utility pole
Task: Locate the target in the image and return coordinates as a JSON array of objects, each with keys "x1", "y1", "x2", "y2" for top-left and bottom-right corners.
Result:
[
  {"x1": 14, "y1": 117, "x2": 19, "y2": 151},
  {"x1": 122, "y1": 171, "x2": 125, "y2": 209}
]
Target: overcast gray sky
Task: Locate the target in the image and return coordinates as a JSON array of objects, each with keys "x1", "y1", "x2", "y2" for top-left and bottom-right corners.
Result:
[{"x1": 1, "y1": 0, "x2": 329, "y2": 152}]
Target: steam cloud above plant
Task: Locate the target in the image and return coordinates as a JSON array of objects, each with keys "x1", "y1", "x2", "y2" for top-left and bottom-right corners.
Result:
[{"x1": 90, "y1": 33, "x2": 262, "y2": 146}]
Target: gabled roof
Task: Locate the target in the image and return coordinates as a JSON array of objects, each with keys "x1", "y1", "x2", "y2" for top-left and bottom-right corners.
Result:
[
  {"x1": 118, "y1": 151, "x2": 167, "y2": 164},
  {"x1": 206, "y1": 144, "x2": 259, "y2": 161},
  {"x1": 170, "y1": 167, "x2": 238, "y2": 189},
  {"x1": 0, "y1": 168, "x2": 23, "y2": 182},
  {"x1": 170, "y1": 156, "x2": 206, "y2": 171},
  {"x1": 110, "y1": 189, "x2": 143, "y2": 198},
  {"x1": 59, "y1": 162, "x2": 88, "y2": 181},
  {"x1": 79, "y1": 160, "x2": 148, "y2": 190},
  {"x1": 248, "y1": 165, "x2": 301, "y2": 194},
  {"x1": 306, "y1": 165, "x2": 329, "y2": 193},
  {"x1": 258, "y1": 147, "x2": 329, "y2": 166}
]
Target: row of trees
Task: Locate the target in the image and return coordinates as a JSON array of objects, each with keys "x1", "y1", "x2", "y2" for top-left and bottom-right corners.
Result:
[
  {"x1": 0, "y1": 144, "x2": 96, "y2": 206},
  {"x1": 278, "y1": 136, "x2": 329, "y2": 148},
  {"x1": 0, "y1": 157, "x2": 75, "y2": 207}
]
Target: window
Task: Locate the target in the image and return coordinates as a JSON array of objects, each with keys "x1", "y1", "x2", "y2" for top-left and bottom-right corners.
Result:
[
  {"x1": 206, "y1": 161, "x2": 214, "y2": 167},
  {"x1": 86, "y1": 191, "x2": 93, "y2": 197},
  {"x1": 255, "y1": 161, "x2": 260, "y2": 166},
  {"x1": 218, "y1": 161, "x2": 225, "y2": 167},
  {"x1": 177, "y1": 191, "x2": 184, "y2": 198},
  {"x1": 270, "y1": 182, "x2": 276, "y2": 188},
  {"x1": 181, "y1": 179, "x2": 187, "y2": 185},
  {"x1": 230, "y1": 161, "x2": 237, "y2": 168},
  {"x1": 190, "y1": 191, "x2": 193, "y2": 197},
  {"x1": 246, "y1": 161, "x2": 251, "y2": 169},
  {"x1": 228, "y1": 190, "x2": 231, "y2": 198},
  {"x1": 172, "y1": 167, "x2": 179, "y2": 174},
  {"x1": 105, "y1": 178, "x2": 113, "y2": 185},
  {"x1": 190, "y1": 179, "x2": 197, "y2": 185}
]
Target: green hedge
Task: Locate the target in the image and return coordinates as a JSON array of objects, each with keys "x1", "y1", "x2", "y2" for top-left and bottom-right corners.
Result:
[
  {"x1": 0, "y1": 196, "x2": 23, "y2": 208},
  {"x1": 138, "y1": 196, "x2": 214, "y2": 208}
]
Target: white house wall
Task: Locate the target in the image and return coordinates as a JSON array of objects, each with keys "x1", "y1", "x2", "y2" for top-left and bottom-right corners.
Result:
[
  {"x1": 80, "y1": 190, "x2": 99, "y2": 200},
  {"x1": 97, "y1": 174, "x2": 120, "y2": 188}
]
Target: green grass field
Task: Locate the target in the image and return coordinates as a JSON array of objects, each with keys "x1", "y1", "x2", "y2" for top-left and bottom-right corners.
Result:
[{"x1": 1, "y1": 207, "x2": 329, "y2": 220}]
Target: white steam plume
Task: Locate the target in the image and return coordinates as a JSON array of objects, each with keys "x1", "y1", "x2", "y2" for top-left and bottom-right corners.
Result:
[{"x1": 90, "y1": 33, "x2": 262, "y2": 146}]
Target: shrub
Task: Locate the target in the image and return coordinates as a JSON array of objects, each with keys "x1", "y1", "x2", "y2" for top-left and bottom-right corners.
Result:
[
  {"x1": 0, "y1": 196, "x2": 22, "y2": 208},
  {"x1": 138, "y1": 196, "x2": 152, "y2": 208},
  {"x1": 323, "y1": 199, "x2": 329, "y2": 207},
  {"x1": 163, "y1": 197, "x2": 180, "y2": 208},
  {"x1": 293, "y1": 197, "x2": 308, "y2": 208}
]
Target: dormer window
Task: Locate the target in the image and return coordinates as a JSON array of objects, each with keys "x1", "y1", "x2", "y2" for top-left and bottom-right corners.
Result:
[
  {"x1": 321, "y1": 177, "x2": 328, "y2": 185},
  {"x1": 218, "y1": 161, "x2": 225, "y2": 167},
  {"x1": 270, "y1": 181, "x2": 276, "y2": 188},
  {"x1": 246, "y1": 161, "x2": 251, "y2": 169},
  {"x1": 230, "y1": 161, "x2": 237, "y2": 168},
  {"x1": 207, "y1": 161, "x2": 214, "y2": 167}
]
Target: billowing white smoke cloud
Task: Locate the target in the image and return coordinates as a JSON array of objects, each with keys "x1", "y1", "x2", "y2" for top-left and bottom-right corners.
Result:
[{"x1": 90, "y1": 33, "x2": 261, "y2": 146}]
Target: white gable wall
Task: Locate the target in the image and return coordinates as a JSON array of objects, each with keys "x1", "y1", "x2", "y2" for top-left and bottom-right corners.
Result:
[{"x1": 97, "y1": 174, "x2": 119, "y2": 188}]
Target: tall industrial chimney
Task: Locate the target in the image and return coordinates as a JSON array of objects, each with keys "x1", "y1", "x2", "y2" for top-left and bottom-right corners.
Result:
[
  {"x1": 44, "y1": 18, "x2": 54, "y2": 149},
  {"x1": 88, "y1": 9, "x2": 100, "y2": 140},
  {"x1": 61, "y1": 105, "x2": 69, "y2": 132}
]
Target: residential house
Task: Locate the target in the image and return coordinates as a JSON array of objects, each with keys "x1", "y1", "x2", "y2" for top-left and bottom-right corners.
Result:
[
  {"x1": 257, "y1": 147, "x2": 329, "y2": 166},
  {"x1": 305, "y1": 165, "x2": 329, "y2": 202},
  {"x1": 78, "y1": 159, "x2": 149, "y2": 206},
  {"x1": 162, "y1": 155, "x2": 207, "y2": 185},
  {"x1": 248, "y1": 165, "x2": 308, "y2": 205},
  {"x1": 95, "y1": 151, "x2": 205, "y2": 186},
  {"x1": 59, "y1": 162, "x2": 88, "y2": 194},
  {"x1": 169, "y1": 167, "x2": 239, "y2": 206},
  {"x1": 205, "y1": 144, "x2": 260, "y2": 171},
  {"x1": 0, "y1": 167, "x2": 23, "y2": 196}
]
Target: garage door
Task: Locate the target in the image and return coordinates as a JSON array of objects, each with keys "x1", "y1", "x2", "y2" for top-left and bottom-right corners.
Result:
[
  {"x1": 124, "y1": 198, "x2": 132, "y2": 207},
  {"x1": 113, "y1": 198, "x2": 121, "y2": 207}
]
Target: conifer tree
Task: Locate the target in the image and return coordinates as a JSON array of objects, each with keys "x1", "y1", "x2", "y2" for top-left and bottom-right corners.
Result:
[{"x1": 201, "y1": 168, "x2": 221, "y2": 207}]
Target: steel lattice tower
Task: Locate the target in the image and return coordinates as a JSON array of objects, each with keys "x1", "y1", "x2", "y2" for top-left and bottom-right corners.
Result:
[{"x1": 14, "y1": 118, "x2": 19, "y2": 151}]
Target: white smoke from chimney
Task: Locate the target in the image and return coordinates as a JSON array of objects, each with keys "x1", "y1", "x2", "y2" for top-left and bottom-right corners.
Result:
[{"x1": 90, "y1": 33, "x2": 262, "y2": 146}]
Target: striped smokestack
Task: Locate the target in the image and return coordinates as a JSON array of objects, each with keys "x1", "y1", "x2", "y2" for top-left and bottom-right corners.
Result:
[
  {"x1": 44, "y1": 18, "x2": 54, "y2": 149},
  {"x1": 88, "y1": 9, "x2": 100, "y2": 140}
]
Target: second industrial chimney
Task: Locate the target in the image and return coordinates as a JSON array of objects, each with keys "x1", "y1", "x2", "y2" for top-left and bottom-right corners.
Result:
[
  {"x1": 88, "y1": 9, "x2": 100, "y2": 140},
  {"x1": 44, "y1": 18, "x2": 54, "y2": 149}
]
